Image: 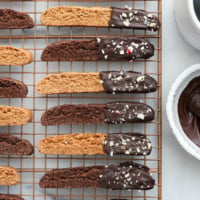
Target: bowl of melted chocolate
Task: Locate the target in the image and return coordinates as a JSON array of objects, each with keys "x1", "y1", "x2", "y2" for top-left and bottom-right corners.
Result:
[{"x1": 167, "y1": 64, "x2": 200, "y2": 160}]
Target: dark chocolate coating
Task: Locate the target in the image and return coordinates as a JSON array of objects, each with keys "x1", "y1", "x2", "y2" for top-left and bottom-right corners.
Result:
[
  {"x1": 109, "y1": 7, "x2": 160, "y2": 31},
  {"x1": 39, "y1": 162, "x2": 154, "y2": 190},
  {"x1": 100, "y1": 71, "x2": 157, "y2": 93},
  {"x1": 41, "y1": 37, "x2": 154, "y2": 62},
  {"x1": 0, "y1": 194, "x2": 24, "y2": 200},
  {"x1": 0, "y1": 133, "x2": 33, "y2": 156},
  {"x1": 0, "y1": 9, "x2": 34, "y2": 29},
  {"x1": 178, "y1": 77, "x2": 200, "y2": 147},
  {"x1": 0, "y1": 77, "x2": 28, "y2": 98},
  {"x1": 98, "y1": 37, "x2": 154, "y2": 61},
  {"x1": 105, "y1": 101, "x2": 155, "y2": 124},
  {"x1": 103, "y1": 133, "x2": 152, "y2": 156},
  {"x1": 41, "y1": 102, "x2": 155, "y2": 126},
  {"x1": 98, "y1": 162, "x2": 155, "y2": 190}
]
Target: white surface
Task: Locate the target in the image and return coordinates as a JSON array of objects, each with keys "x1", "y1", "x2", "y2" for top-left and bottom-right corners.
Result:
[
  {"x1": 166, "y1": 64, "x2": 200, "y2": 160},
  {"x1": 163, "y1": 0, "x2": 200, "y2": 200}
]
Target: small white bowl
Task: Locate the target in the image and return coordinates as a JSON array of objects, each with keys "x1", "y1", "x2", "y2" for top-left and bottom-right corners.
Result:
[
  {"x1": 174, "y1": 0, "x2": 200, "y2": 50},
  {"x1": 166, "y1": 64, "x2": 200, "y2": 160}
]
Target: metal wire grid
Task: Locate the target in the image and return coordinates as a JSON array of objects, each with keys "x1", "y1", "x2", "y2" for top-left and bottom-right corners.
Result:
[{"x1": 0, "y1": 0, "x2": 162, "y2": 200}]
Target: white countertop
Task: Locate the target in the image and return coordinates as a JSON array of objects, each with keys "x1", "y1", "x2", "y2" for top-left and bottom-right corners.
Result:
[{"x1": 163, "y1": 0, "x2": 200, "y2": 199}]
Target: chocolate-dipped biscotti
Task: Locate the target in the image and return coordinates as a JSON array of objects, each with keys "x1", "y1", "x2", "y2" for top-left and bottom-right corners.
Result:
[
  {"x1": 0, "y1": 166, "x2": 19, "y2": 185},
  {"x1": 0, "y1": 77, "x2": 28, "y2": 98},
  {"x1": 41, "y1": 37, "x2": 154, "y2": 62},
  {"x1": 0, "y1": 194, "x2": 24, "y2": 200},
  {"x1": 41, "y1": 101, "x2": 155, "y2": 126},
  {"x1": 0, "y1": 105, "x2": 32, "y2": 126},
  {"x1": 36, "y1": 71, "x2": 157, "y2": 95},
  {"x1": 0, "y1": 46, "x2": 32, "y2": 66},
  {"x1": 38, "y1": 133, "x2": 152, "y2": 156},
  {"x1": 0, "y1": 133, "x2": 33, "y2": 156},
  {"x1": 39, "y1": 162, "x2": 155, "y2": 190},
  {"x1": 0, "y1": 9, "x2": 34, "y2": 29},
  {"x1": 41, "y1": 6, "x2": 160, "y2": 31}
]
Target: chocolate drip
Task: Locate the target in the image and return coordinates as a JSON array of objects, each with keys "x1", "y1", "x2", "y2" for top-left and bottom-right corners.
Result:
[
  {"x1": 109, "y1": 7, "x2": 160, "y2": 31},
  {"x1": 103, "y1": 133, "x2": 152, "y2": 156},
  {"x1": 178, "y1": 77, "x2": 200, "y2": 147},
  {"x1": 98, "y1": 162, "x2": 155, "y2": 190},
  {"x1": 105, "y1": 101, "x2": 155, "y2": 124},
  {"x1": 100, "y1": 71, "x2": 157, "y2": 93},
  {"x1": 98, "y1": 37, "x2": 154, "y2": 61}
]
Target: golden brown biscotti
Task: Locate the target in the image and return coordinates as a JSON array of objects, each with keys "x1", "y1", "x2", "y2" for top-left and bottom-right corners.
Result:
[
  {"x1": 0, "y1": 105, "x2": 32, "y2": 126},
  {"x1": 0, "y1": 46, "x2": 32, "y2": 66},
  {"x1": 36, "y1": 71, "x2": 157, "y2": 95},
  {"x1": 41, "y1": 6, "x2": 160, "y2": 31},
  {"x1": 0, "y1": 166, "x2": 19, "y2": 185},
  {"x1": 38, "y1": 133, "x2": 152, "y2": 156}
]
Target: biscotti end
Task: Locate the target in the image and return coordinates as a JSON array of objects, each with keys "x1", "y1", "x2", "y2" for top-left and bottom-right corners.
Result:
[
  {"x1": 0, "y1": 194, "x2": 24, "y2": 200},
  {"x1": 0, "y1": 106, "x2": 32, "y2": 126},
  {"x1": 38, "y1": 133, "x2": 107, "y2": 155},
  {"x1": 36, "y1": 72, "x2": 104, "y2": 95},
  {"x1": 41, "y1": 6, "x2": 111, "y2": 27},
  {"x1": 0, "y1": 46, "x2": 33, "y2": 66},
  {"x1": 0, "y1": 166, "x2": 19, "y2": 185},
  {"x1": 0, "y1": 9, "x2": 34, "y2": 29}
]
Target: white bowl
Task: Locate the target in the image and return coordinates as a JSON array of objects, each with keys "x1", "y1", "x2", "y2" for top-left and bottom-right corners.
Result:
[
  {"x1": 174, "y1": 0, "x2": 200, "y2": 51},
  {"x1": 166, "y1": 64, "x2": 200, "y2": 160}
]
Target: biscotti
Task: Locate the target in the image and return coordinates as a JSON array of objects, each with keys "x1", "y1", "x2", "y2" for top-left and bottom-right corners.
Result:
[
  {"x1": 0, "y1": 133, "x2": 33, "y2": 156},
  {"x1": 0, "y1": 46, "x2": 32, "y2": 66},
  {"x1": 0, "y1": 194, "x2": 24, "y2": 200},
  {"x1": 38, "y1": 133, "x2": 152, "y2": 156},
  {"x1": 0, "y1": 166, "x2": 19, "y2": 185},
  {"x1": 41, "y1": 101, "x2": 155, "y2": 126},
  {"x1": 0, "y1": 9, "x2": 34, "y2": 29},
  {"x1": 0, "y1": 77, "x2": 28, "y2": 98},
  {"x1": 0, "y1": 105, "x2": 32, "y2": 126},
  {"x1": 39, "y1": 162, "x2": 155, "y2": 190},
  {"x1": 36, "y1": 71, "x2": 157, "y2": 95},
  {"x1": 41, "y1": 37, "x2": 154, "y2": 61},
  {"x1": 41, "y1": 6, "x2": 160, "y2": 31}
]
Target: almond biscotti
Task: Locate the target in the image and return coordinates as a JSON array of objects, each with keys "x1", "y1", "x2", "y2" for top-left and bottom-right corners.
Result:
[
  {"x1": 0, "y1": 166, "x2": 19, "y2": 185},
  {"x1": 0, "y1": 46, "x2": 32, "y2": 66},
  {"x1": 0, "y1": 194, "x2": 24, "y2": 200},
  {"x1": 0, "y1": 9, "x2": 34, "y2": 29},
  {"x1": 41, "y1": 6, "x2": 160, "y2": 31},
  {"x1": 41, "y1": 101, "x2": 155, "y2": 126},
  {"x1": 36, "y1": 71, "x2": 157, "y2": 95},
  {"x1": 41, "y1": 37, "x2": 154, "y2": 61},
  {"x1": 38, "y1": 133, "x2": 152, "y2": 156},
  {"x1": 0, "y1": 105, "x2": 32, "y2": 126},
  {"x1": 0, "y1": 77, "x2": 28, "y2": 98}
]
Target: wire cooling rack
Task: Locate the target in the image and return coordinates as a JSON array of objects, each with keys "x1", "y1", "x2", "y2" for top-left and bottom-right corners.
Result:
[{"x1": 0, "y1": 0, "x2": 162, "y2": 199}]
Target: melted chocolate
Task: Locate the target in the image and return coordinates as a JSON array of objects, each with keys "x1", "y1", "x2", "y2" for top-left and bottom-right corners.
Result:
[
  {"x1": 103, "y1": 133, "x2": 152, "y2": 156},
  {"x1": 109, "y1": 7, "x2": 160, "y2": 31},
  {"x1": 105, "y1": 101, "x2": 155, "y2": 124},
  {"x1": 178, "y1": 77, "x2": 200, "y2": 147},
  {"x1": 98, "y1": 162, "x2": 155, "y2": 190},
  {"x1": 98, "y1": 37, "x2": 154, "y2": 61},
  {"x1": 100, "y1": 71, "x2": 157, "y2": 93}
]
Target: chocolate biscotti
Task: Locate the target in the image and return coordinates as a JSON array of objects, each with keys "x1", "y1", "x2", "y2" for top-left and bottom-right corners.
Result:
[
  {"x1": 41, "y1": 37, "x2": 154, "y2": 62},
  {"x1": 0, "y1": 77, "x2": 28, "y2": 98},
  {"x1": 36, "y1": 71, "x2": 157, "y2": 95},
  {"x1": 0, "y1": 133, "x2": 33, "y2": 156},
  {"x1": 38, "y1": 133, "x2": 152, "y2": 156},
  {"x1": 0, "y1": 105, "x2": 32, "y2": 126},
  {"x1": 39, "y1": 162, "x2": 155, "y2": 190},
  {"x1": 0, "y1": 46, "x2": 32, "y2": 66},
  {"x1": 0, "y1": 166, "x2": 19, "y2": 185},
  {"x1": 0, "y1": 194, "x2": 24, "y2": 200},
  {"x1": 41, "y1": 101, "x2": 155, "y2": 126},
  {"x1": 0, "y1": 9, "x2": 34, "y2": 29},
  {"x1": 41, "y1": 6, "x2": 160, "y2": 31}
]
